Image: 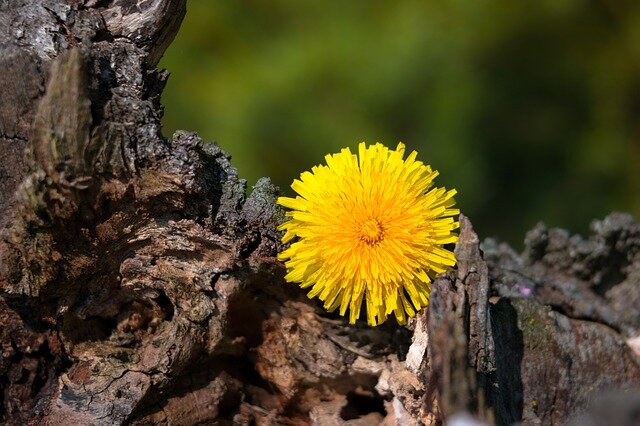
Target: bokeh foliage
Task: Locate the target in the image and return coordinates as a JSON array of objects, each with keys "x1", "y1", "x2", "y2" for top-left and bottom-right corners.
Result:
[{"x1": 160, "y1": 1, "x2": 640, "y2": 245}]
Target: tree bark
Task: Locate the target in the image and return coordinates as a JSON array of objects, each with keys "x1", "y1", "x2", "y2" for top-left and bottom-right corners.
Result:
[{"x1": 1, "y1": 2, "x2": 639, "y2": 425}]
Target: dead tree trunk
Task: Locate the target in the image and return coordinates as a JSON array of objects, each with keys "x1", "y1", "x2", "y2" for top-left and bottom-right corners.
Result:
[{"x1": 1, "y1": 2, "x2": 639, "y2": 425}]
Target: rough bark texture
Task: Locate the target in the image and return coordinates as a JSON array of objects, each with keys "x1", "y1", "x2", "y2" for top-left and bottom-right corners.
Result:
[
  {"x1": 425, "y1": 215, "x2": 640, "y2": 425},
  {"x1": 1, "y1": 1, "x2": 639, "y2": 425}
]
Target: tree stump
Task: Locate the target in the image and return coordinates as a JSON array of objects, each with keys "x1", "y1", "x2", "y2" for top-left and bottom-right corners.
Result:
[{"x1": 1, "y1": 2, "x2": 639, "y2": 425}]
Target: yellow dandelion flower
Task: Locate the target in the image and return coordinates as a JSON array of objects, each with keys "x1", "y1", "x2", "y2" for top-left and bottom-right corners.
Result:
[{"x1": 277, "y1": 142, "x2": 460, "y2": 326}]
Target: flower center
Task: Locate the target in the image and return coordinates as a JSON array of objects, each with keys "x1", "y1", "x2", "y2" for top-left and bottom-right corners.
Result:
[{"x1": 359, "y1": 218, "x2": 385, "y2": 245}]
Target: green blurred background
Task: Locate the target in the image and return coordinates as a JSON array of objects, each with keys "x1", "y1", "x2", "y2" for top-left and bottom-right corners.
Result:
[{"x1": 160, "y1": 1, "x2": 640, "y2": 246}]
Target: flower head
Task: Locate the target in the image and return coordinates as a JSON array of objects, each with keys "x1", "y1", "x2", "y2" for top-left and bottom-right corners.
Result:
[{"x1": 277, "y1": 142, "x2": 459, "y2": 326}]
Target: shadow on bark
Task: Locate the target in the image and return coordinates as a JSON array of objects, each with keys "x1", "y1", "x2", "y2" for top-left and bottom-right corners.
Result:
[{"x1": 487, "y1": 299, "x2": 524, "y2": 425}]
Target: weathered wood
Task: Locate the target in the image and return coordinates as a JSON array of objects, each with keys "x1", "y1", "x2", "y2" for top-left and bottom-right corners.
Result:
[
  {"x1": 424, "y1": 214, "x2": 640, "y2": 425},
  {"x1": 1, "y1": 1, "x2": 639, "y2": 425}
]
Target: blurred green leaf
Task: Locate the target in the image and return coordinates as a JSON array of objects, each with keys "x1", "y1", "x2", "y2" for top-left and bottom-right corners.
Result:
[{"x1": 160, "y1": 1, "x2": 640, "y2": 245}]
